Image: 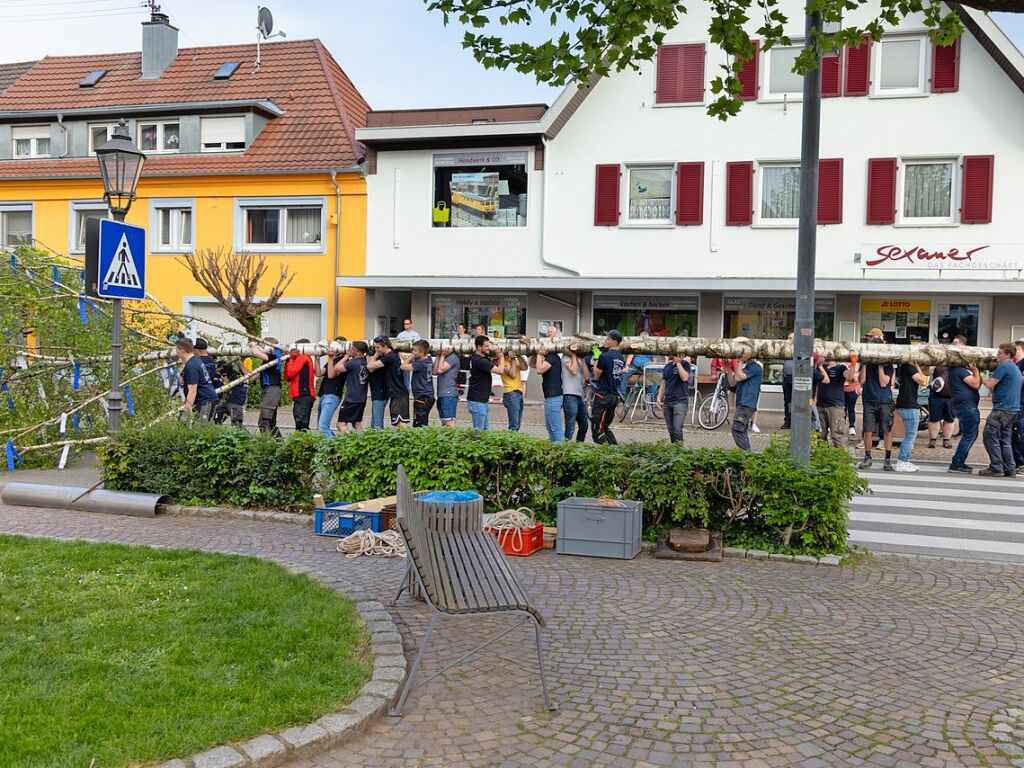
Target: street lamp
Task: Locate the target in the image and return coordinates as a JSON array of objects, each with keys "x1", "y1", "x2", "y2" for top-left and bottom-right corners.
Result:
[{"x1": 96, "y1": 118, "x2": 146, "y2": 433}]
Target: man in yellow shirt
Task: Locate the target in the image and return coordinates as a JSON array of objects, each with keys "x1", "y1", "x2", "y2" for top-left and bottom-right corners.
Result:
[{"x1": 498, "y1": 350, "x2": 528, "y2": 431}]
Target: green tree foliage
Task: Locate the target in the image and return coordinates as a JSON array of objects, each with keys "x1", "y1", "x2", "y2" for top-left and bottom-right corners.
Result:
[
  {"x1": 0, "y1": 246, "x2": 179, "y2": 464},
  {"x1": 426, "y1": 0, "x2": 967, "y2": 119}
]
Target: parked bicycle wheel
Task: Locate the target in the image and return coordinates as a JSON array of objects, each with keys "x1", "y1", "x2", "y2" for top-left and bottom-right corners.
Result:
[
  {"x1": 698, "y1": 394, "x2": 730, "y2": 430},
  {"x1": 629, "y1": 391, "x2": 662, "y2": 424},
  {"x1": 617, "y1": 385, "x2": 636, "y2": 422}
]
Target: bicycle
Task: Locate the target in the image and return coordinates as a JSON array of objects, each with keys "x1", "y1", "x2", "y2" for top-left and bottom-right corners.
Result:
[
  {"x1": 695, "y1": 372, "x2": 731, "y2": 430},
  {"x1": 617, "y1": 365, "x2": 662, "y2": 423}
]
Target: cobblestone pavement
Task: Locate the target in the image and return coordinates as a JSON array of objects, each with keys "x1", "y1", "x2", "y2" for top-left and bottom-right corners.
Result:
[{"x1": 1, "y1": 506, "x2": 1022, "y2": 767}]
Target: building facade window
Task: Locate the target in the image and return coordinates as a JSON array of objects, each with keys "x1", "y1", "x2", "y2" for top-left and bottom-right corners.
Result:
[
  {"x1": 0, "y1": 205, "x2": 32, "y2": 247},
  {"x1": 69, "y1": 202, "x2": 108, "y2": 253},
  {"x1": 593, "y1": 296, "x2": 698, "y2": 337},
  {"x1": 12, "y1": 126, "x2": 50, "y2": 158},
  {"x1": 430, "y1": 293, "x2": 527, "y2": 338},
  {"x1": 626, "y1": 166, "x2": 673, "y2": 223},
  {"x1": 900, "y1": 159, "x2": 955, "y2": 224},
  {"x1": 874, "y1": 37, "x2": 927, "y2": 96},
  {"x1": 759, "y1": 164, "x2": 801, "y2": 223},
  {"x1": 860, "y1": 299, "x2": 931, "y2": 344},
  {"x1": 764, "y1": 45, "x2": 803, "y2": 99},
  {"x1": 150, "y1": 199, "x2": 194, "y2": 252},
  {"x1": 200, "y1": 116, "x2": 245, "y2": 152},
  {"x1": 235, "y1": 197, "x2": 325, "y2": 252},
  {"x1": 138, "y1": 121, "x2": 180, "y2": 153},
  {"x1": 88, "y1": 124, "x2": 116, "y2": 155},
  {"x1": 936, "y1": 302, "x2": 980, "y2": 346},
  {"x1": 432, "y1": 150, "x2": 528, "y2": 228}
]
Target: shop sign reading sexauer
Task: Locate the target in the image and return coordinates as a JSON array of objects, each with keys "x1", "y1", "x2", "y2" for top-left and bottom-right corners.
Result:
[{"x1": 862, "y1": 243, "x2": 1024, "y2": 270}]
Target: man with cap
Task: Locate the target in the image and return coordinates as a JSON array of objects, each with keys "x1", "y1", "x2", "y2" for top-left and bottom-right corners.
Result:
[
  {"x1": 591, "y1": 330, "x2": 625, "y2": 445},
  {"x1": 726, "y1": 348, "x2": 762, "y2": 450},
  {"x1": 858, "y1": 328, "x2": 896, "y2": 471}
]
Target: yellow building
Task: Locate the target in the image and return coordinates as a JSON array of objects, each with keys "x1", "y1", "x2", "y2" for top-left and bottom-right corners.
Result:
[{"x1": 0, "y1": 11, "x2": 368, "y2": 341}]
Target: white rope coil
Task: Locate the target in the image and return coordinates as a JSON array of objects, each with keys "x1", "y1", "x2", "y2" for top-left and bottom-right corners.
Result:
[
  {"x1": 336, "y1": 529, "x2": 407, "y2": 559},
  {"x1": 483, "y1": 507, "x2": 536, "y2": 552}
]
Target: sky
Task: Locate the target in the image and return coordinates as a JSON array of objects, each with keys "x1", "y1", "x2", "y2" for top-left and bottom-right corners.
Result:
[{"x1": 0, "y1": 0, "x2": 1022, "y2": 111}]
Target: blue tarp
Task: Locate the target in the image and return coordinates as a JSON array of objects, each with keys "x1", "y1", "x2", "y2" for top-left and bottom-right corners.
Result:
[{"x1": 418, "y1": 491, "x2": 481, "y2": 503}]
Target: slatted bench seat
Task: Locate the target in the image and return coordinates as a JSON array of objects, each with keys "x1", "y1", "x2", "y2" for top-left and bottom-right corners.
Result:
[{"x1": 388, "y1": 465, "x2": 556, "y2": 716}]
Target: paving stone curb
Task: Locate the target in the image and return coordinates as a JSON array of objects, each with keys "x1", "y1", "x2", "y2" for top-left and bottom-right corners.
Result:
[
  {"x1": 722, "y1": 546, "x2": 843, "y2": 566},
  {"x1": 157, "y1": 600, "x2": 407, "y2": 768},
  {"x1": 160, "y1": 504, "x2": 311, "y2": 527}
]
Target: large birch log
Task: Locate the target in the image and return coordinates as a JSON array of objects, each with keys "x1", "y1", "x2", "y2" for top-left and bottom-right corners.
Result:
[{"x1": 13, "y1": 336, "x2": 1001, "y2": 368}]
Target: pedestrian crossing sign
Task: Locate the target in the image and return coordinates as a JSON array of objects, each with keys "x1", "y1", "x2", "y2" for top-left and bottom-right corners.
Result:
[{"x1": 96, "y1": 219, "x2": 145, "y2": 300}]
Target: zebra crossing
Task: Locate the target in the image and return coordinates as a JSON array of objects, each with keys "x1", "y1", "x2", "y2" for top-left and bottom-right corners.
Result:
[{"x1": 848, "y1": 463, "x2": 1024, "y2": 563}]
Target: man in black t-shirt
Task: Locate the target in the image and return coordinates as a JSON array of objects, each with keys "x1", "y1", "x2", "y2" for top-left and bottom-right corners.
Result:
[
  {"x1": 176, "y1": 338, "x2": 219, "y2": 419},
  {"x1": 467, "y1": 335, "x2": 495, "y2": 430},
  {"x1": 535, "y1": 345, "x2": 564, "y2": 442},
  {"x1": 367, "y1": 336, "x2": 410, "y2": 428},
  {"x1": 858, "y1": 329, "x2": 896, "y2": 471},
  {"x1": 591, "y1": 330, "x2": 625, "y2": 445},
  {"x1": 1013, "y1": 340, "x2": 1024, "y2": 470},
  {"x1": 816, "y1": 356, "x2": 855, "y2": 449}
]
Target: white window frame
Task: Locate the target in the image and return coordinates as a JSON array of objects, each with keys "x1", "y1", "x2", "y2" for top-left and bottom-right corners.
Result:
[
  {"x1": 149, "y1": 198, "x2": 195, "y2": 254},
  {"x1": 88, "y1": 123, "x2": 117, "y2": 155},
  {"x1": 200, "y1": 115, "x2": 246, "y2": 153},
  {"x1": 872, "y1": 35, "x2": 928, "y2": 98},
  {"x1": 12, "y1": 126, "x2": 51, "y2": 158},
  {"x1": 233, "y1": 196, "x2": 327, "y2": 253},
  {"x1": 621, "y1": 163, "x2": 675, "y2": 228},
  {"x1": 68, "y1": 200, "x2": 109, "y2": 253},
  {"x1": 754, "y1": 161, "x2": 801, "y2": 228},
  {"x1": 896, "y1": 156, "x2": 958, "y2": 227},
  {"x1": 761, "y1": 43, "x2": 804, "y2": 101},
  {"x1": 137, "y1": 121, "x2": 181, "y2": 153},
  {"x1": 0, "y1": 203, "x2": 33, "y2": 248}
]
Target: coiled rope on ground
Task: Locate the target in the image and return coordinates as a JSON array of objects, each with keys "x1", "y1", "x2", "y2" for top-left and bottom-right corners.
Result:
[
  {"x1": 482, "y1": 507, "x2": 536, "y2": 552},
  {"x1": 336, "y1": 529, "x2": 407, "y2": 558}
]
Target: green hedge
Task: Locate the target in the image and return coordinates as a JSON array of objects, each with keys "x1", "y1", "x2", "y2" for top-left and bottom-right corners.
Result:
[{"x1": 100, "y1": 424, "x2": 866, "y2": 555}]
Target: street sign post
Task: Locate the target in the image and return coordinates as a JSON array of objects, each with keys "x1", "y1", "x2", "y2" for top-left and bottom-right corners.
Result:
[{"x1": 85, "y1": 218, "x2": 146, "y2": 433}]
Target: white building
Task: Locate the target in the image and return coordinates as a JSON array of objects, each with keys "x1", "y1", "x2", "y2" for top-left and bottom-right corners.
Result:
[{"x1": 348, "y1": 2, "x2": 1024, "y2": 383}]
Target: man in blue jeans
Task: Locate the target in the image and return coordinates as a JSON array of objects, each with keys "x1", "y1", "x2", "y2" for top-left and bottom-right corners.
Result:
[
  {"x1": 535, "y1": 344, "x2": 564, "y2": 442},
  {"x1": 947, "y1": 361, "x2": 982, "y2": 473},
  {"x1": 466, "y1": 335, "x2": 494, "y2": 429},
  {"x1": 727, "y1": 353, "x2": 762, "y2": 450},
  {"x1": 979, "y1": 343, "x2": 1022, "y2": 477},
  {"x1": 1013, "y1": 340, "x2": 1024, "y2": 470}
]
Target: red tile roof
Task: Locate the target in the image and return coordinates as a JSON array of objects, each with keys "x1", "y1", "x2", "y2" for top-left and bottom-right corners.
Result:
[
  {"x1": 0, "y1": 61, "x2": 36, "y2": 96},
  {"x1": 0, "y1": 39, "x2": 369, "y2": 179}
]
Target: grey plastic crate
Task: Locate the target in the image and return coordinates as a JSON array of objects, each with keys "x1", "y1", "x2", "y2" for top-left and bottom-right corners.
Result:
[{"x1": 556, "y1": 497, "x2": 642, "y2": 560}]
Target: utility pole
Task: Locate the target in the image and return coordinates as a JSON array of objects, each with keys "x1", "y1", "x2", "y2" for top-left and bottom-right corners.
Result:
[{"x1": 790, "y1": 9, "x2": 823, "y2": 465}]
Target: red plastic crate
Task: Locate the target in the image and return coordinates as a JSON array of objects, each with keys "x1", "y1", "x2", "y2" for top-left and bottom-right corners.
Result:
[{"x1": 485, "y1": 522, "x2": 544, "y2": 557}]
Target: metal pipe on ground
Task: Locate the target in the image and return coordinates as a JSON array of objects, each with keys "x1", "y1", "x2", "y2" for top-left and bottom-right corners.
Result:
[{"x1": 0, "y1": 483, "x2": 171, "y2": 518}]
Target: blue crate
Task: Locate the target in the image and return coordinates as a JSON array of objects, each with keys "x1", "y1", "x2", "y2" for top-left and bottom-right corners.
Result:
[{"x1": 314, "y1": 502, "x2": 383, "y2": 538}]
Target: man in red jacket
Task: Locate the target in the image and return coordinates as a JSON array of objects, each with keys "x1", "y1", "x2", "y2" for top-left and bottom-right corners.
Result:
[{"x1": 284, "y1": 338, "x2": 317, "y2": 431}]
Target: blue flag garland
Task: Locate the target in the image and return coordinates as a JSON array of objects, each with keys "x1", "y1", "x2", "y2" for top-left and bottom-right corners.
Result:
[
  {"x1": 123, "y1": 386, "x2": 135, "y2": 417},
  {"x1": 5, "y1": 440, "x2": 22, "y2": 472}
]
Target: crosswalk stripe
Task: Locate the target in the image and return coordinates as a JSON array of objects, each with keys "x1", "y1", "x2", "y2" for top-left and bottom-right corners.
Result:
[
  {"x1": 846, "y1": 529, "x2": 1024, "y2": 558},
  {"x1": 864, "y1": 484, "x2": 1024, "y2": 503},
  {"x1": 851, "y1": 496, "x2": 1024, "y2": 517},
  {"x1": 850, "y1": 511, "x2": 1024, "y2": 534},
  {"x1": 858, "y1": 471, "x2": 1021, "y2": 488}
]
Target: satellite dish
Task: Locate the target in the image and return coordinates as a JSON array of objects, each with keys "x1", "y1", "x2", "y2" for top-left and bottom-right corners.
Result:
[{"x1": 258, "y1": 6, "x2": 274, "y2": 38}]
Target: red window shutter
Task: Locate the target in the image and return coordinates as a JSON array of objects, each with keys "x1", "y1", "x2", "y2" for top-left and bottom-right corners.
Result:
[
  {"x1": 725, "y1": 161, "x2": 754, "y2": 226},
  {"x1": 656, "y1": 43, "x2": 704, "y2": 103},
  {"x1": 816, "y1": 158, "x2": 843, "y2": 224},
  {"x1": 866, "y1": 158, "x2": 897, "y2": 225},
  {"x1": 675, "y1": 162, "x2": 704, "y2": 225},
  {"x1": 821, "y1": 50, "x2": 842, "y2": 97},
  {"x1": 931, "y1": 37, "x2": 960, "y2": 93},
  {"x1": 737, "y1": 40, "x2": 759, "y2": 101},
  {"x1": 655, "y1": 45, "x2": 680, "y2": 104},
  {"x1": 961, "y1": 155, "x2": 994, "y2": 224},
  {"x1": 594, "y1": 164, "x2": 621, "y2": 226},
  {"x1": 844, "y1": 36, "x2": 871, "y2": 96}
]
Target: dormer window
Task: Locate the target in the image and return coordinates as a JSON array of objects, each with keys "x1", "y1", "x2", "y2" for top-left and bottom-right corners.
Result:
[
  {"x1": 138, "y1": 121, "x2": 180, "y2": 153},
  {"x1": 200, "y1": 116, "x2": 245, "y2": 152},
  {"x1": 88, "y1": 123, "x2": 117, "y2": 155},
  {"x1": 13, "y1": 126, "x2": 50, "y2": 158}
]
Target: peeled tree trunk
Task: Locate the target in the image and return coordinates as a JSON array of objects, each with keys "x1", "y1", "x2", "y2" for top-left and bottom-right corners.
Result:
[{"x1": 17, "y1": 336, "x2": 1000, "y2": 368}]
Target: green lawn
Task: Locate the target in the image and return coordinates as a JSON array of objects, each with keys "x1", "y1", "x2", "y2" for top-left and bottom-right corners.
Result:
[{"x1": 0, "y1": 535, "x2": 372, "y2": 767}]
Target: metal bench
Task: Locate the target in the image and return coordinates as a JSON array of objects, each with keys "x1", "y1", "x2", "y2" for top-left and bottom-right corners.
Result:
[{"x1": 389, "y1": 465, "x2": 556, "y2": 716}]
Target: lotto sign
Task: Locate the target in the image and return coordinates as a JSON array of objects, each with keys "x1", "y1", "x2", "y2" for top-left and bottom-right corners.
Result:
[{"x1": 97, "y1": 219, "x2": 145, "y2": 299}]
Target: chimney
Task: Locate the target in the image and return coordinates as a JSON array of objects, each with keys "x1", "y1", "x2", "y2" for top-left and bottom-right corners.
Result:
[{"x1": 141, "y1": 11, "x2": 178, "y2": 80}]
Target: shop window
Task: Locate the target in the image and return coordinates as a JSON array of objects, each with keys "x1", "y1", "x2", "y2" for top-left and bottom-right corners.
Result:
[
  {"x1": 936, "y1": 302, "x2": 979, "y2": 346},
  {"x1": 900, "y1": 160, "x2": 955, "y2": 223},
  {"x1": 764, "y1": 45, "x2": 803, "y2": 99},
  {"x1": 626, "y1": 166, "x2": 673, "y2": 223},
  {"x1": 432, "y1": 151, "x2": 528, "y2": 228},
  {"x1": 431, "y1": 293, "x2": 527, "y2": 338},
  {"x1": 874, "y1": 37, "x2": 927, "y2": 96},
  {"x1": 0, "y1": 205, "x2": 32, "y2": 247},
  {"x1": 593, "y1": 297, "x2": 698, "y2": 338},
  {"x1": 138, "y1": 121, "x2": 180, "y2": 152},
  {"x1": 860, "y1": 299, "x2": 931, "y2": 344}
]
